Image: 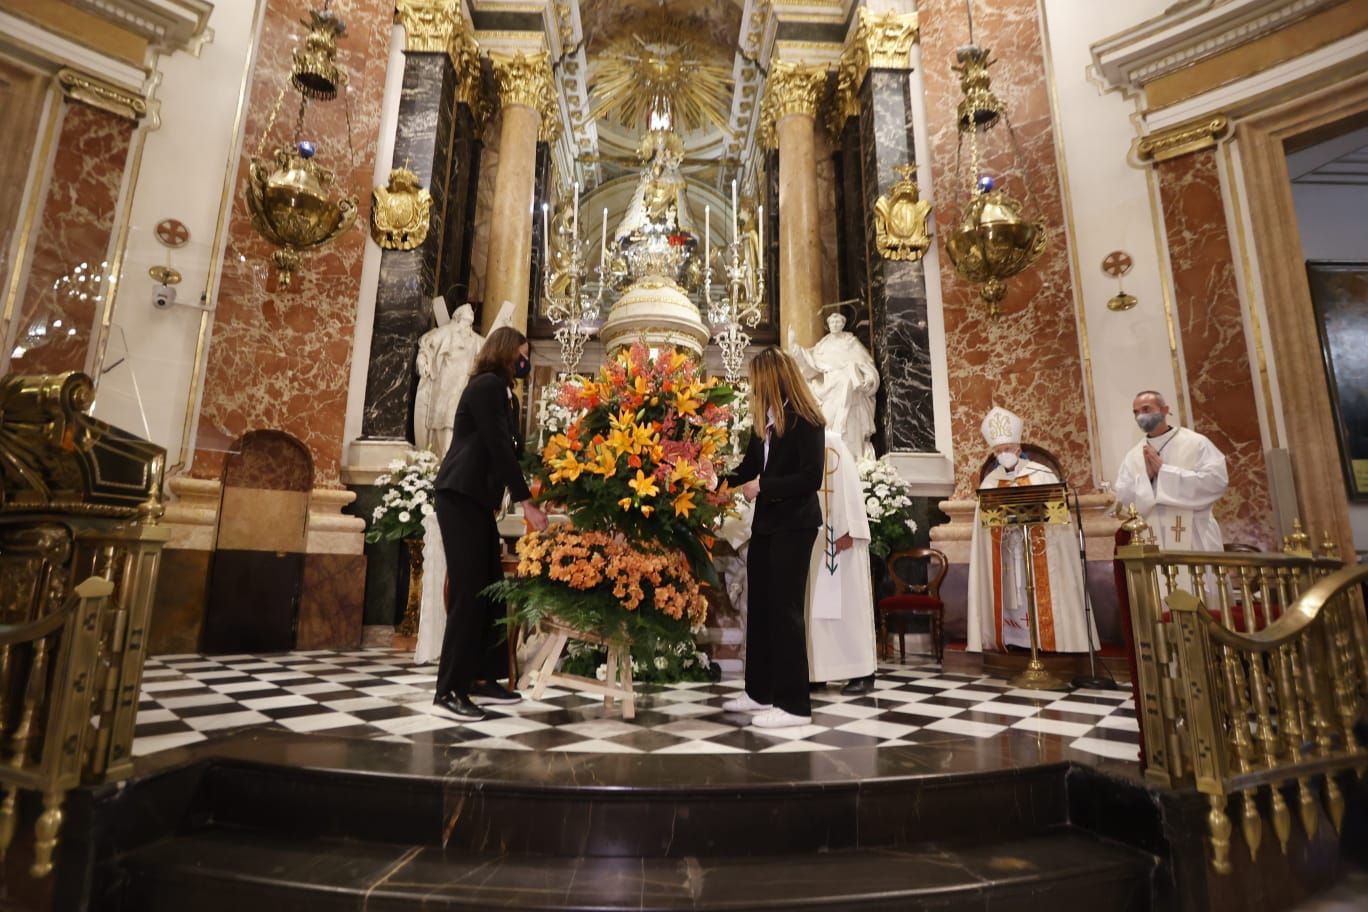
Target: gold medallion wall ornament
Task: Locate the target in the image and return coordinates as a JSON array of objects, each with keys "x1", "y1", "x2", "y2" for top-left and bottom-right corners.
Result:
[
  {"x1": 371, "y1": 167, "x2": 432, "y2": 250},
  {"x1": 874, "y1": 164, "x2": 932, "y2": 261}
]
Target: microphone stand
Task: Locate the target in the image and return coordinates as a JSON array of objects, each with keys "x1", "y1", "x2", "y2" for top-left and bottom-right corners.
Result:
[{"x1": 1067, "y1": 482, "x2": 1117, "y2": 690}]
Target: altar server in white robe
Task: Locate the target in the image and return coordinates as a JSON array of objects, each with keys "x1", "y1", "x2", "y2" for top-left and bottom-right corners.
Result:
[
  {"x1": 1112, "y1": 390, "x2": 1227, "y2": 553},
  {"x1": 806, "y1": 430, "x2": 877, "y2": 694},
  {"x1": 967, "y1": 407, "x2": 1097, "y2": 654}
]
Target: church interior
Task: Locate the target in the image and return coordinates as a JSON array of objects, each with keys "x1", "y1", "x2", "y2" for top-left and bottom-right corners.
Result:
[{"x1": 2, "y1": 0, "x2": 1368, "y2": 909}]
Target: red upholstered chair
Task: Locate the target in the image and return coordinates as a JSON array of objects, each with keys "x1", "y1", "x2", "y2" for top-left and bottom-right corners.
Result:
[{"x1": 876, "y1": 548, "x2": 948, "y2": 662}]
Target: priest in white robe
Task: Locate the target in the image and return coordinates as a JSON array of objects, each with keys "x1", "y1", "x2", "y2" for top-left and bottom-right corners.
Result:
[
  {"x1": 1112, "y1": 390, "x2": 1227, "y2": 553},
  {"x1": 967, "y1": 407, "x2": 1097, "y2": 654},
  {"x1": 806, "y1": 430, "x2": 877, "y2": 694}
]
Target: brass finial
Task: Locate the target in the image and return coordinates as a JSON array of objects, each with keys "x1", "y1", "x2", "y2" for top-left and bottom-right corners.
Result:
[
  {"x1": 1319, "y1": 529, "x2": 1340, "y2": 560},
  {"x1": 1282, "y1": 518, "x2": 1312, "y2": 556},
  {"x1": 1121, "y1": 504, "x2": 1148, "y2": 536}
]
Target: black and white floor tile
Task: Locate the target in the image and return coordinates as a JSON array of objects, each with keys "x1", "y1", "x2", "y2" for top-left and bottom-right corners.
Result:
[{"x1": 134, "y1": 649, "x2": 1141, "y2": 761}]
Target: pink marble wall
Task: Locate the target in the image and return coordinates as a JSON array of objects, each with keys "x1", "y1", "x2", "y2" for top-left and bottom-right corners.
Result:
[
  {"x1": 1156, "y1": 151, "x2": 1274, "y2": 548},
  {"x1": 194, "y1": 0, "x2": 390, "y2": 486},
  {"x1": 10, "y1": 101, "x2": 133, "y2": 376},
  {"x1": 918, "y1": 0, "x2": 1093, "y2": 497}
]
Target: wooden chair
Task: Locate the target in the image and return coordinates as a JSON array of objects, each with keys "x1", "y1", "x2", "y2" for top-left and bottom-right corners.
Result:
[{"x1": 876, "y1": 548, "x2": 949, "y2": 662}]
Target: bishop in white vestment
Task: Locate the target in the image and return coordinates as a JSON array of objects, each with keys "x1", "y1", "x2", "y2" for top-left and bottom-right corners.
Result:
[
  {"x1": 1112, "y1": 391, "x2": 1227, "y2": 553},
  {"x1": 967, "y1": 408, "x2": 1097, "y2": 654},
  {"x1": 806, "y1": 431, "x2": 877, "y2": 686}
]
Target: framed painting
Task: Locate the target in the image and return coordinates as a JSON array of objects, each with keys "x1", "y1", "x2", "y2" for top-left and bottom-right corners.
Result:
[{"x1": 1306, "y1": 261, "x2": 1368, "y2": 500}]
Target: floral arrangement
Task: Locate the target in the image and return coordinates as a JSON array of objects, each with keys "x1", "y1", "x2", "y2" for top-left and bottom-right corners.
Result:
[
  {"x1": 858, "y1": 456, "x2": 919, "y2": 558},
  {"x1": 533, "y1": 343, "x2": 739, "y2": 573},
  {"x1": 365, "y1": 450, "x2": 439, "y2": 543},
  {"x1": 488, "y1": 344, "x2": 741, "y2": 652},
  {"x1": 492, "y1": 526, "x2": 709, "y2": 645},
  {"x1": 557, "y1": 634, "x2": 720, "y2": 686}
]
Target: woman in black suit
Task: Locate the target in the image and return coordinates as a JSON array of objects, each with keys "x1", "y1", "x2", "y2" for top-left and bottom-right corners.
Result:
[
  {"x1": 432, "y1": 326, "x2": 548, "y2": 722},
  {"x1": 723, "y1": 347, "x2": 826, "y2": 728}
]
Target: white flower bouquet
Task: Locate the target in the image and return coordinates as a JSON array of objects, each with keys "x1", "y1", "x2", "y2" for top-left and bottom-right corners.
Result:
[
  {"x1": 857, "y1": 456, "x2": 919, "y2": 558},
  {"x1": 365, "y1": 449, "x2": 440, "y2": 543}
]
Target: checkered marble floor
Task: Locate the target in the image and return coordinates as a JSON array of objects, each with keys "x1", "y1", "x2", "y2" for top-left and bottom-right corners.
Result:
[{"x1": 133, "y1": 649, "x2": 1141, "y2": 761}]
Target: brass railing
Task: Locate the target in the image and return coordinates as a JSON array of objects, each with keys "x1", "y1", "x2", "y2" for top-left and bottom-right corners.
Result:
[
  {"x1": 1119, "y1": 516, "x2": 1368, "y2": 874},
  {"x1": 0, "y1": 372, "x2": 168, "y2": 876}
]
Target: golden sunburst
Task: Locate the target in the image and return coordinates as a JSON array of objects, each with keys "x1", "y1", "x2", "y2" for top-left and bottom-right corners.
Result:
[{"x1": 589, "y1": 30, "x2": 734, "y2": 135}]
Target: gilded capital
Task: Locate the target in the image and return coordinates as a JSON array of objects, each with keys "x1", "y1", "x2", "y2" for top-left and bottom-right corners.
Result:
[
  {"x1": 760, "y1": 61, "x2": 830, "y2": 147},
  {"x1": 394, "y1": 0, "x2": 458, "y2": 53},
  {"x1": 490, "y1": 50, "x2": 559, "y2": 142},
  {"x1": 57, "y1": 68, "x2": 146, "y2": 121},
  {"x1": 831, "y1": 9, "x2": 919, "y2": 134}
]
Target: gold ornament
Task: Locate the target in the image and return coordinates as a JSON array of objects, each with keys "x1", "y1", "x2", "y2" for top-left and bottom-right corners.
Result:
[
  {"x1": 292, "y1": 9, "x2": 347, "y2": 100},
  {"x1": 1136, "y1": 115, "x2": 1229, "y2": 163},
  {"x1": 944, "y1": 189, "x2": 1047, "y2": 317},
  {"x1": 587, "y1": 27, "x2": 733, "y2": 135},
  {"x1": 245, "y1": 146, "x2": 358, "y2": 289},
  {"x1": 394, "y1": 0, "x2": 457, "y2": 53},
  {"x1": 371, "y1": 168, "x2": 432, "y2": 250},
  {"x1": 874, "y1": 164, "x2": 932, "y2": 261}
]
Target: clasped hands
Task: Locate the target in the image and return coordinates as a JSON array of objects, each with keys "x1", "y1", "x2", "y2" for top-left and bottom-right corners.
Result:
[{"x1": 1143, "y1": 444, "x2": 1164, "y2": 481}]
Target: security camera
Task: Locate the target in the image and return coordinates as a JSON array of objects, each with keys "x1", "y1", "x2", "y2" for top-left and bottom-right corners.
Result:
[{"x1": 152, "y1": 283, "x2": 177, "y2": 309}]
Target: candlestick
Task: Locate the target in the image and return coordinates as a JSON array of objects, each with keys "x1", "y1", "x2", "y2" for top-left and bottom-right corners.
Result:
[
  {"x1": 541, "y1": 202, "x2": 549, "y2": 264},
  {"x1": 600, "y1": 207, "x2": 608, "y2": 266}
]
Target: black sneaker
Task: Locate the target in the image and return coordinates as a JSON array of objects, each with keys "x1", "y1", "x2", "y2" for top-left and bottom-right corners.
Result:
[
  {"x1": 434, "y1": 693, "x2": 486, "y2": 722},
  {"x1": 840, "y1": 675, "x2": 875, "y2": 696},
  {"x1": 469, "y1": 680, "x2": 522, "y2": 705}
]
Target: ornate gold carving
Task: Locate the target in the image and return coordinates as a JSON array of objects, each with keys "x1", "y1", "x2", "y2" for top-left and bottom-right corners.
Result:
[
  {"x1": 874, "y1": 165, "x2": 932, "y2": 261},
  {"x1": 1136, "y1": 114, "x2": 1229, "y2": 163},
  {"x1": 56, "y1": 68, "x2": 146, "y2": 121},
  {"x1": 371, "y1": 168, "x2": 432, "y2": 250},
  {"x1": 394, "y1": 0, "x2": 458, "y2": 53},
  {"x1": 760, "y1": 61, "x2": 829, "y2": 148},
  {"x1": 490, "y1": 50, "x2": 559, "y2": 142}
]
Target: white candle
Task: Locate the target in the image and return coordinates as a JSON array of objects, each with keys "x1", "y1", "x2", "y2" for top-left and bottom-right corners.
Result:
[
  {"x1": 572, "y1": 181, "x2": 580, "y2": 242},
  {"x1": 757, "y1": 203, "x2": 764, "y2": 260},
  {"x1": 731, "y1": 179, "x2": 738, "y2": 243},
  {"x1": 600, "y1": 207, "x2": 608, "y2": 265},
  {"x1": 541, "y1": 202, "x2": 549, "y2": 263},
  {"x1": 704, "y1": 205, "x2": 711, "y2": 268}
]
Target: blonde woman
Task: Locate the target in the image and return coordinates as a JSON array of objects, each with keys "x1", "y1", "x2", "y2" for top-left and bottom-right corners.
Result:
[{"x1": 723, "y1": 347, "x2": 826, "y2": 728}]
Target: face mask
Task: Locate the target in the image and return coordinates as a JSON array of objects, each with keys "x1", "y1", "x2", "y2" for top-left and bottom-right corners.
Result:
[
  {"x1": 997, "y1": 451, "x2": 1019, "y2": 470},
  {"x1": 1135, "y1": 412, "x2": 1163, "y2": 433},
  {"x1": 514, "y1": 354, "x2": 531, "y2": 379}
]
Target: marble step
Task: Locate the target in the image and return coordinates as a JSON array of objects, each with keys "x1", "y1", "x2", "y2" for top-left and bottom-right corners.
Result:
[
  {"x1": 197, "y1": 757, "x2": 1072, "y2": 857},
  {"x1": 115, "y1": 825, "x2": 1156, "y2": 912}
]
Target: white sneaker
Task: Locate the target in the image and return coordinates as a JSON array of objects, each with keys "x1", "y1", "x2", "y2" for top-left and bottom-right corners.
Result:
[
  {"x1": 750, "y1": 708, "x2": 812, "y2": 729},
  {"x1": 721, "y1": 693, "x2": 773, "y2": 713}
]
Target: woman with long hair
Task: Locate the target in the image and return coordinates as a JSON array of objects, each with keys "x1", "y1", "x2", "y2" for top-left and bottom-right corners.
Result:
[
  {"x1": 431, "y1": 325, "x2": 548, "y2": 722},
  {"x1": 723, "y1": 346, "x2": 826, "y2": 728}
]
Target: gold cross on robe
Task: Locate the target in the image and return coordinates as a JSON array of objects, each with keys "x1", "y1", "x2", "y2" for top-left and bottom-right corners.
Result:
[{"x1": 1170, "y1": 515, "x2": 1187, "y2": 544}]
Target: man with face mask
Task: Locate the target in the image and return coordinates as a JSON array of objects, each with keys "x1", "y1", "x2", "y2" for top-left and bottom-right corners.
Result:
[
  {"x1": 967, "y1": 407, "x2": 1097, "y2": 655},
  {"x1": 1112, "y1": 390, "x2": 1227, "y2": 552}
]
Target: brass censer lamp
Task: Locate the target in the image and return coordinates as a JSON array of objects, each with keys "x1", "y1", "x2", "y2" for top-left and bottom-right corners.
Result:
[
  {"x1": 244, "y1": 7, "x2": 358, "y2": 289},
  {"x1": 942, "y1": 7, "x2": 1047, "y2": 318}
]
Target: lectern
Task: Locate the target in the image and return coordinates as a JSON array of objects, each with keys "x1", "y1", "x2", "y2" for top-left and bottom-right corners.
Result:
[{"x1": 977, "y1": 481, "x2": 1072, "y2": 690}]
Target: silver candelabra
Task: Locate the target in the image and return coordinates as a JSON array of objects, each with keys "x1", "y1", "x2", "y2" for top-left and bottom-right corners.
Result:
[
  {"x1": 540, "y1": 183, "x2": 622, "y2": 374},
  {"x1": 702, "y1": 180, "x2": 766, "y2": 382}
]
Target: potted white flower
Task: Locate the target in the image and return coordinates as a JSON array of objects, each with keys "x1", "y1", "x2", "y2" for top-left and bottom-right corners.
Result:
[{"x1": 365, "y1": 450, "x2": 439, "y2": 643}]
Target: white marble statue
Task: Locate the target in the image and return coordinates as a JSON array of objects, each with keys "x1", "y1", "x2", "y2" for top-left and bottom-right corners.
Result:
[
  {"x1": 414, "y1": 297, "x2": 481, "y2": 459},
  {"x1": 788, "y1": 313, "x2": 880, "y2": 459}
]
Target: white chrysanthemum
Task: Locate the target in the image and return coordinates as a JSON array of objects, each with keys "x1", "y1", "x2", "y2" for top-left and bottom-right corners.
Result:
[
  {"x1": 905, "y1": 519, "x2": 918, "y2": 532},
  {"x1": 397, "y1": 511, "x2": 411, "y2": 523},
  {"x1": 653, "y1": 655, "x2": 667, "y2": 670},
  {"x1": 372, "y1": 506, "x2": 384, "y2": 520},
  {"x1": 595, "y1": 664, "x2": 608, "y2": 681},
  {"x1": 387, "y1": 459, "x2": 405, "y2": 472},
  {"x1": 421, "y1": 503, "x2": 435, "y2": 517},
  {"x1": 865, "y1": 496, "x2": 879, "y2": 514}
]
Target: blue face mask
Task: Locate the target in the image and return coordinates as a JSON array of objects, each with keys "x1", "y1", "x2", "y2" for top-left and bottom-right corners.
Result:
[{"x1": 514, "y1": 354, "x2": 531, "y2": 379}]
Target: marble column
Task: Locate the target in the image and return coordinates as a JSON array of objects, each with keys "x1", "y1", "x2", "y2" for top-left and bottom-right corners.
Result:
[
  {"x1": 483, "y1": 51, "x2": 555, "y2": 334},
  {"x1": 764, "y1": 62, "x2": 828, "y2": 349}
]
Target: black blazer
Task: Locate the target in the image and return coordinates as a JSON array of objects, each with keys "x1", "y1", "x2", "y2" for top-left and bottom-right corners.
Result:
[
  {"x1": 434, "y1": 371, "x2": 532, "y2": 510},
  {"x1": 728, "y1": 408, "x2": 824, "y2": 535}
]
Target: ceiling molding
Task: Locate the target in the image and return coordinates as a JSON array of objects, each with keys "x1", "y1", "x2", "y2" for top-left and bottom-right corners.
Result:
[{"x1": 66, "y1": 0, "x2": 212, "y2": 54}]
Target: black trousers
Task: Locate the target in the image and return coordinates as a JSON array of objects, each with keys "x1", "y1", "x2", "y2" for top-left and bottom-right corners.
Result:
[
  {"x1": 744, "y1": 526, "x2": 819, "y2": 717},
  {"x1": 434, "y1": 489, "x2": 507, "y2": 696}
]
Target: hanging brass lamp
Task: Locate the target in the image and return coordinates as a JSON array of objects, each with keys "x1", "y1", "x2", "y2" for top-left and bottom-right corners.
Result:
[
  {"x1": 942, "y1": 8, "x2": 1048, "y2": 318},
  {"x1": 243, "y1": 5, "x2": 357, "y2": 288}
]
